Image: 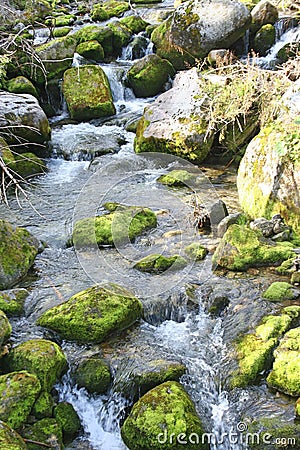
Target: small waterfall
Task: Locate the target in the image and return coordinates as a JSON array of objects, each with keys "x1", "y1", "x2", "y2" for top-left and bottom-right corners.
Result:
[{"x1": 119, "y1": 33, "x2": 154, "y2": 61}]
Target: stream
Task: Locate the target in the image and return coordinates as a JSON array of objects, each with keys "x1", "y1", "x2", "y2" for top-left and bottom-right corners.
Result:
[{"x1": 1, "y1": 9, "x2": 300, "y2": 450}]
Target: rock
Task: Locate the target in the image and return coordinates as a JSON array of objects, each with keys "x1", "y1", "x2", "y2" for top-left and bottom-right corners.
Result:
[
  {"x1": 296, "y1": 398, "x2": 300, "y2": 417},
  {"x1": 50, "y1": 14, "x2": 76, "y2": 27},
  {"x1": 291, "y1": 271, "x2": 300, "y2": 285},
  {"x1": 62, "y1": 65, "x2": 115, "y2": 121},
  {"x1": 53, "y1": 26, "x2": 72, "y2": 38},
  {"x1": 237, "y1": 81, "x2": 300, "y2": 234},
  {"x1": 0, "y1": 420, "x2": 27, "y2": 449},
  {"x1": 207, "y1": 49, "x2": 229, "y2": 66},
  {"x1": 251, "y1": 0, "x2": 278, "y2": 33},
  {"x1": 11, "y1": 152, "x2": 47, "y2": 179},
  {"x1": 108, "y1": 20, "x2": 132, "y2": 54},
  {"x1": 247, "y1": 417, "x2": 300, "y2": 450},
  {"x1": 91, "y1": 4, "x2": 109, "y2": 21},
  {"x1": 121, "y1": 381, "x2": 208, "y2": 450},
  {"x1": 208, "y1": 199, "x2": 228, "y2": 228},
  {"x1": 0, "y1": 310, "x2": 11, "y2": 348},
  {"x1": 5, "y1": 339, "x2": 68, "y2": 391},
  {"x1": 157, "y1": 170, "x2": 198, "y2": 187},
  {"x1": 123, "y1": 35, "x2": 149, "y2": 60},
  {"x1": 70, "y1": 204, "x2": 157, "y2": 247},
  {"x1": 134, "y1": 68, "x2": 214, "y2": 162},
  {"x1": 0, "y1": 92, "x2": 51, "y2": 154},
  {"x1": 253, "y1": 24, "x2": 276, "y2": 56},
  {"x1": 54, "y1": 402, "x2": 81, "y2": 441},
  {"x1": 184, "y1": 243, "x2": 207, "y2": 261},
  {"x1": 37, "y1": 283, "x2": 143, "y2": 344},
  {"x1": 0, "y1": 288, "x2": 29, "y2": 316},
  {"x1": 7, "y1": 76, "x2": 38, "y2": 98},
  {"x1": 134, "y1": 254, "x2": 187, "y2": 273},
  {"x1": 262, "y1": 281, "x2": 299, "y2": 301},
  {"x1": 120, "y1": 15, "x2": 148, "y2": 34},
  {"x1": 32, "y1": 391, "x2": 55, "y2": 419},
  {"x1": 250, "y1": 217, "x2": 274, "y2": 237},
  {"x1": 74, "y1": 25, "x2": 114, "y2": 56},
  {"x1": 152, "y1": 0, "x2": 251, "y2": 69},
  {"x1": 267, "y1": 327, "x2": 300, "y2": 396},
  {"x1": 0, "y1": 371, "x2": 41, "y2": 429},
  {"x1": 22, "y1": 418, "x2": 63, "y2": 449},
  {"x1": 272, "y1": 230, "x2": 291, "y2": 242},
  {"x1": 126, "y1": 54, "x2": 175, "y2": 98},
  {"x1": 92, "y1": 0, "x2": 129, "y2": 20},
  {"x1": 76, "y1": 40, "x2": 105, "y2": 61},
  {"x1": 73, "y1": 357, "x2": 111, "y2": 394},
  {"x1": 0, "y1": 220, "x2": 40, "y2": 290},
  {"x1": 217, "y1": 213, "x2": 243, "y2": 237},
  {"x1": 212, "y1": 224, "x2": 295, "y2": 271}
]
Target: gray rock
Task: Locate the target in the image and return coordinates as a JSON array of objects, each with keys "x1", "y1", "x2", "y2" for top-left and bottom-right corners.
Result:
[
  {"x1": 217, "y1": 213, "x2": 243, "y2": 237},
  {"x1": 250, "y1": 217, "x2": 274, "y2": 237},
  {"x1": 272, "y1": 230, "x2": 291, "y2": 242},
  {"x1": 208, "y1": 199, "x2": 228, "y2": 229},
  {"x1": 251, "y1": 0, "x2": 279, "y2": 33}
]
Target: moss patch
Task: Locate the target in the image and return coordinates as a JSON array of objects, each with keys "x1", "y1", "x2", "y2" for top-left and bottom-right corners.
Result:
[
  {"x1": 120, "y1": 16, "x2": 148, "y2": 34},
  {"x1": 262, "y1": 282, "x2": 296, "y2": 301},
  {"x1": 21, "y1": 418, "x2": 63, "y2": 450},
  {"x1": 73, "y1": 357, "x2": 111, "y2": 394},
  {"x1": 74, "y1": 25, "x2": 114, "y2": 56},
  {"x1": 184, "y1": 243, "x2": 207, "y2": 261},
  {"x1": 32, "y1": 391, "x2": 55, "y2": 419},
  {"x1": 0, "y1": 420, "x2": 27, "y2": 450},
  {"x1": 0, "y1": 310, "x2": 11, "y2": 347},
  {"x1": 0, "y1": 289, "x2": 28, "y2": 316},
  {"x1": 76, "y1": 40, "x2": 105, "y2": 61},
  {"x1": 10, "y1": 153, "x2": 47, "y2": 179},
  {"x1": 134, "y1": 254, "x2": 187, "y2": 274},
  {"x1": 54, "y1": 402, "x2": 81, "y2": 441},
  {"x1": 7, "y1": 76, "x2": 38, "y2": 98},
  {"x1": 157, "y1": 170, "x2": 196, "y2": 187}
]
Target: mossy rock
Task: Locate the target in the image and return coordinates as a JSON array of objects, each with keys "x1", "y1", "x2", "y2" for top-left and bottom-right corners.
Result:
[
  {"x1": 100, "y1": 0, "x2": 129, "y2": 18},
  {"x1": 0, "y1": 371, "x2": 41, "y2": 429},
  {"x1": 52, "y1": 14, "x2": 76, "y2": 27},
  {"x1": 62, "y1": 65, "x2": 115, "y2": 121},
  {"x1": 37, "y1": 283, "x2": 143, "y2": 344},
  {"x1": 291, "y1": 271, "x2": 300, "y2": 285},
  {"x1": 121, "y1": 381, "x2": 209, "y2": 450},
  {"x1": 10, "y1": 153, "x2": 47, "y2": 179},
  {"x1": 253, "y1": 24, "x2": 276, "y2": 56},
  {"x1": 76, "y1": 40, "x2": 105, "y2": 61},
  {"x1": 0, "y1": 420, "x2": 27, "y2": 450},
  {"x1": 0, "y1": 220, "x2": 40, "y2": 290},
  {"x1": 54, "y1": 402, "x2": 81, "y2": 441},
  {"x1": 91, "y1": 4, "x2": 109, "y2": 21},
  {"x1": 7, "y1": 76, "x2": 38, "y2": 98},
  {"x1": 231, "y1": 312, "x2": 293, "y2": 388},
  {"x1": 32, "y1": 391, "x2": 55, "y2": 419},
  {"x1": 276, "y1": 257, "x2": 295, "y2": 275},
  {"x1": 212, "y1": 224, "x2": 295, "y2": 271},
  {"x1": 262, "y1": 281, "x2": 297, "y2": 302},
  {"x1": 0, "y1": 289, "x2": 29, "y2": 316},
  {"x1": 247, "y1": 417, "x2": 300, "y2": 449},
  {"x1": 108, "y1": 21, "x2": 132, "y2": 54},
  {"x1": 70, "y1": 205, "x2": 157, "y2": 248},
  {"x1": 0, "y1": 310, "x2": 11, "y2": 348},
  {"x1": 21, "y1": 418, "x2": 63, "y2": 450},
  {"x1": 126, "y1": 54, "x2": 175, "y2": 98},
  {"x1": 134, "y1": 254, "x2": 187, "y2": 274},
  {"x1": 53, "y1": 26, "x2": 72, "y2": 38},
  {"x1": 296, "y1": 398, "x2": 300, "y2": 417},
  {"x1": 184, "y1": 243, "x2": 208, "y2": 261},
  {"x1": 5, "y1": 339, "x2": 68, "y2": 391},
  {"x1": 73, "y1": 357, "x2": 111, "y2": 394},
  {"x1": 74, "y1": 25, "x2": 114, "y2": 56},
  {"x1": 120, "y1": 15, "x2": 148, "y2": 34},
  {"x1": 267, "y1": 327, "x2": 300, "y2": 397},
  {"x1": 157, "y1": 170, "x2": 196, "y2": 187},
  {"x1": 277, "y1": 42, "x2": 300, "y2": 64}
]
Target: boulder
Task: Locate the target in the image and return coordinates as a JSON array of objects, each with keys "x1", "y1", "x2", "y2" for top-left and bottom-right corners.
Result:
[
  {"x1": 91, "y1": 0, "x2": 129, "y2": 20},
  {"x1": 251, "y1": 0, "x2": 278, "y2": 33},
  {"x1": 126, "y1": 54, "x2": 175, "y2": 97},
  {"x1": 74, "y1": 25, "x2": 114, "y2": 56},
  {"x1": 0, "y1": 420, "x2": 27, "y2": 449},
  {"x1": 76, "y1": 40, "x2": 105, "y2": 61},
  {"x1": 0, "y1": 92, "x2": 51, "y2": 154},
  {"x1": 152, "y1": 0, "x2": 251, "y2": 69},
  {"x1": 0, "y1": 310, "x2": 11, "y2": 348},
  {"x1": 62, "y1": 65, "x2": 115, "y2": 121},
  {"x1": 32, "y1": 391, "x2": 55, "y2": 419},
  {"x1": 121, "y1": 381, "x2": 208, "y2": 450},
  {"x1": 212, "y1": 224, "x2": 295, "y2": 271},
  {"x1": 53, "y1": 26, "x2": 72, "y2": 38},
  {"x1": 120, "y1": 15, "x2": 148, "y2": 34},
  {"x1": 217, "y1": 213, "x2": 243, "y2": 237},
  {"x1": 237, "y1": 81, "x2": 300, "y2": 234},
  {"x1": 253, "y1": 24, "x2": 276, "y2": 56},
  {"x1": 0, "y1": 371, "x2": 41, "y2": 429},
  {"x1": 0, "y1": 289, "x2": 28, "y2": 316},
  {"x1": 262, "y1": 281, "x2": 299, "y2": 301},
  {"x1": 7, "y1": 76, "x2": 38, "y2": 98},
  {"x1": 73, "y1": 357, "x2": 111, "y2": 394},
  {"x1": 133, "y1": 254, "x2": 187, "y2": 273},
  {"x1": 108, "y1": 21, "x2": 132, "y2": 54},
  {"x1": 54, "y1": 402, "x2": 81, "y2": 441},
  {"x1": 5, "y1": 339, "x2": 68, "y2": 391},
  {"x1": 22, "y1": 418, "x2": 63, "y2": 449},
  {"x1": 157, "y1": 169, "x2": 198, "y2": 187},
  {"x1": 267, "y1": 327, "x2": 300, "y2": 396},
  {"x1": 9, "y1": 152, "x2": 47, "y2": 179},
  {"x1": 0, "y1": 220, "x2": 40, "y2": 290},
  {"x1": 37, "y1": 283, "x2": 143, "y2": 344}
]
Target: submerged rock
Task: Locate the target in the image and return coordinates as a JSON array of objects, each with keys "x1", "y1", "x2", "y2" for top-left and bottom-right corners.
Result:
[
  {"x1": 37, "y1": 283, "x2": 143, "y2": 344},
  {"x1": 0, "y1": 420, "x2": 27, "y2": 449},
  {"x1": 121, "y1": 381, "x2": 208, "y2": 450},
  {"x1": 134, "y1": 254, "x2": 187, "y2": 273},
  {"x1": 157, "y1": 169, "x2": 198, "y2": 187},
  {"x1": 0, "y1": 289, "x2": 29, "y2": 317},
  {"x1": 73, "y1": 357, "x2": 111, "y2": 394}
]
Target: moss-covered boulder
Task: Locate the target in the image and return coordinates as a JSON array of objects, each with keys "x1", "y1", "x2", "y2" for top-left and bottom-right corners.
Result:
[
  {"x1": 262, "y1": 281, "x2": 298, "y2": 301},
  {"x1": 92, "y1": 0, "x2": 129, "y2": 20},
  {"x1": 134, "y1": 254, "x2": 187, "y2": 274},
  {"x1": 0, "y1": 310, "x2": 11, "y2": 348},
  {"x1": 246, "y1": 417, "x2": 300, "y2": 450},
  {"x1": 7, "y1": 76, "x2": 38, "y2": 98},
  {"x1": 0, "y1": 371, "x2": 41, "y2": 429},
  {"x1": 212, "y1": 224, "x2": 295, "y2": 271},
  {"x1": 51, "y1": 14, "x2": 76, "y2": 27},
  {"x1": 251, "y1": 0, "x2": 279, "y2": 33},
  {"x1": 37, "y1": 283, "x2": 143, "y2": 344},
  {"x1": 62, "y1": 65, "x2": 115, "y2": 121},
  {"x1": 91, "y1": 4, "x2": 109, "y2": 21},
  {"x1": 74, "y1": 25, "x2": 114, "y2": 56},
  {"x1": 21, "y1": 418, "x2": 63, "y2": 450},
  {"x1": 230, "y1": 311, "x2": 294, "y2": 388},
  {"x1": 73, "y1": 357, "x2": 111, "y2": 393},
  {"x1": 0, "y1": 289, "x2": 28, "y2": 316},
  {"x1": 54, "y1": 402, "x2": 81, "y2": 441},
  {"x1": 267, "y1": 327, "x2": 300, "y2": 397},
  {"x1": 0, "y1": 420, "x2": 27, "y2": 450},
  {"x1": 108, "y1": 21, "x2": 132, "y2": 53},
  {"x1": 157, "y1": 170, "x2": 196, "y2": 187},
  {"x1": 126, "y1": 54, "x2": 175, "y2": 98},
  {"x1": 253, "y1": 24, "x2": 276, "y2": 56},
  {"x1": 76, "y1": 40, "x2": 105, "y2": 61},
  {"x1": 32, "y1": 391, "x2": 55, "y2": 419},
  {"x1": 0, "y1": 220, "x2": 40, "y2": 290},
  {"x1": 70, "y1": 205, "x2": 157, "y2": 248},
  {"x1": 296, "y1": 398, "x2": 300, "y2": 417},
  {"x1": 121, "y1": 381, "x2": 208, "y2": 450},
  {"x1": 53, "y1": 26, "x2": 72, "y2": 38},
  {"x1": 11, "y1": 153, "x2": 47, "y2": 179},
  {"x1": 184, "y1": 243, "x2": 208, "y2": 261},
  {"x1": 120, "y1": 15, "x2": 148, "y2": 34},
  {"x1": 5, "y1": 339, "x2": 68, "y2": 391}
]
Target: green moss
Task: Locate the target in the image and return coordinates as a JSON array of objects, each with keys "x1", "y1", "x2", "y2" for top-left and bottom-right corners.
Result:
[
  {"x1": 0, "y1": 371, "x2": 41, "y2": 429},
  {"x1": 91, "y1": 5, "x2": 109, "y2": 21},
  {"x1": 0, "y1": 420, "x2": 27, "y2": 450},
  {"x1": 267, "y1": 327, "x2": 300, "y2": 397},
  {"x1": 0, "y1": 310, "x2": 11, "y2": 347},
  {"x1": 51, "y1": 14, "x2": 75, "y2": 27},
  {"x1": 296, "y1": 398, "x2": 300, "y2": 417},
  {"x1": 73, "y1": 357, "x2": 111, "y2": 393},
  {"x1": 121, "y1": 381, "x2": 208, "y2": 450},
  {"x1": 74, "y1": 25, "x2": 114, "y2": 56},
  {"x1": 22, "y1": 418, "x2": 63, "y2": 450},
  {"x1": 62, "y1": 65, "x2": 115, "y2": 121},
  {"x1": 120, "y1": 15, "x2": 148, "y2": 34},
  {"x1": 52, "y1": 26, "x2": 71, "y2": 37},
  {"x1": 32, "y1": 391, "x2": 54, "y2": 419},
  {"x1": 100, "y1": 0, "x2": 129, "y2": 18},
  {"x1": 10, "y1": 153, "x2": 47, "y2": 179},
  {"x1": 184, "y1": 243, "x2": 207, "y2": 261},
  {"x1": 157, "y1": 170, "x2": 195, "y2": 187},
  {"x1": 253, "y1": 24, "x2": 276, "y2": 56},
  {"x1": 37, "y1": 283, "x2": 143, "y2": 344},
  {"x1": 71, "y1": 205, "x2": 157, "y2": 248},
  {"x1": 134, "y1": 254, "x2": 187, "y2": 274},
  {"x1": 7, "y1": 76, "x2": 38, "y2": 98},
  {"x1": 276, "y1": 257, "x2": 295, "y2": 274},
  {"x1": 0, "y1": 289, "x2": 28, "y2": 317},
  {"x1": 212, "y1": 224, "x2": 295, "y2": 271},
  {"x1": 262, "y1": 282, "x2": 295, "y2": 301},
  {"x1": 291, "y1": 272, "x2": 300, "y2": 285},
  {"x1": 54, "y1": 402, "x2": 81, "y2": 441},
  {"x1": 247, "y1": 417, "x2": 300, "y2": 449},
  {"x1": 108, "y1": 21, "x2": 132, "y2": 53},
  {"x1": 5, "y1": 339, "x2": 68, "y2": 391},
  {"x1": 76, "y1": 40, "x2": 104, "y2": 61}
]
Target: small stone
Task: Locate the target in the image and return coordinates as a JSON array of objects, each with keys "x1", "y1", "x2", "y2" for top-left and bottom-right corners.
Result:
[
  {"x1": 250, "y1": 217, "x2": 274, "y2": 237},
  {"x1": 217, "y1": 213, "x2": 243, "y2": 237}
]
